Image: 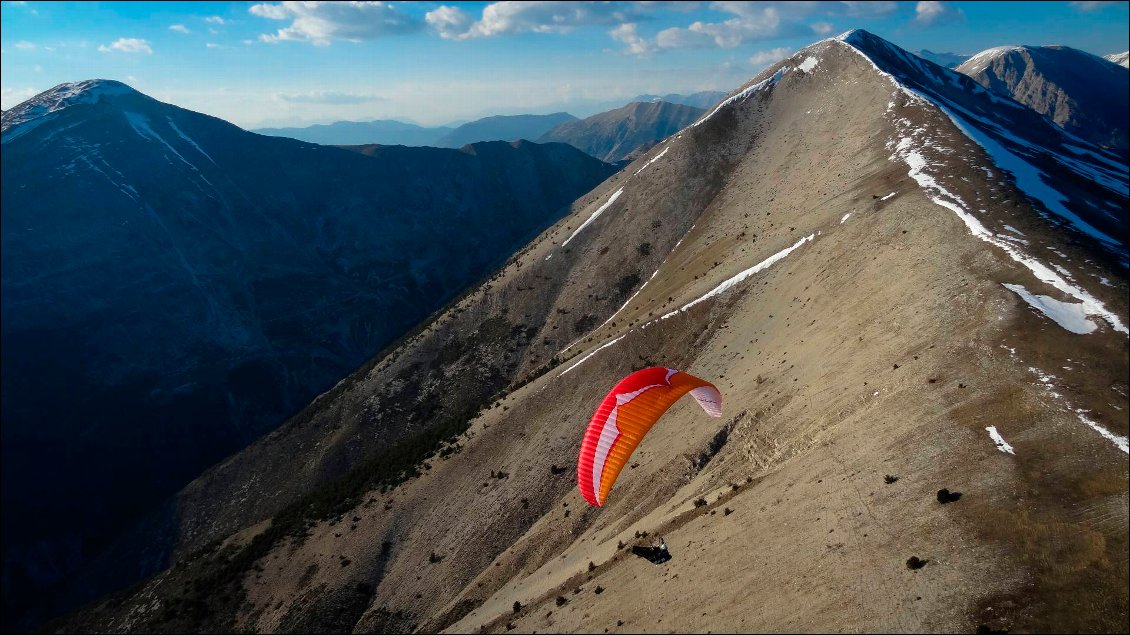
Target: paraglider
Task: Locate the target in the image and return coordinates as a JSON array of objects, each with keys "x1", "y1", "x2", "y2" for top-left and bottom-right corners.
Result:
[{"x1": 577, "y1": 367, "x2": 722, "y2": 507}]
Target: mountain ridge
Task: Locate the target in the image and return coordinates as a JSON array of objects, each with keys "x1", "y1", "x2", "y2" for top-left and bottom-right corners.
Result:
[
  {"x1": 956, "y1": 44, "x2": 1129, "y2": 156},
  {"x1": 537, "y1": 100, "x2": 705, "y2": 162}
]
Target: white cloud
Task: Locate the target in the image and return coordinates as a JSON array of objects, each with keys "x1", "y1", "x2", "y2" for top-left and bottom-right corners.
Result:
[
  {"x1": 15, "y1": 40, "x2": 36, "y2": 50},
  {"x1": 610, "y1": 22, "x2": 656, "y2": 56},
  {"x1": 913, "y1": 1, "x2": 963, "y2": 26},
  {"x1": 1069, "y1": 1, "x2": 1120, "y2": 10},
  {"x1": 810, "y1": 21, "x2": 834, "y2": 35},
  {"x1": 427, "y1": 1, "x2": 658, "y2": 41},
  {"x1": 33, "y1": 64, "x2": 42, "y2": 72},
  {"x1": 7, "y1": 0, "x2": 38, "y2": 15},
  {"x1": 749, "y1": 47, "x2": 791, "y2": 68},
  {"x1": 275, "y1": 90, "x2": 386, "y2": 104},
  {"x1": 169, "y1": 24, "x2": 191, "y2": 34},
  {"x1": 1, "y1": 86, "x2": 39, "y2": 109},
  {"x1": 205, "y1": 16, "x2": 227, "y2": 25},
  {"x1": 206, "y1": 43, "x2": 221, "y2": 49},
  {"x1": 425, "y1": 5, "x2": 475, "y2": 40},
  {"x1": 98, "y1": 38, "x2": 153, "y2": 54},
  {"x1": 656, "y1": 1, "x2": 898, "y2": 51},
  {"x1": 251, "y1": 1, "x2": 422, "y2": 46},
  {"x1": 249, "y1": 3, "x2": 289, "y2": 20}
]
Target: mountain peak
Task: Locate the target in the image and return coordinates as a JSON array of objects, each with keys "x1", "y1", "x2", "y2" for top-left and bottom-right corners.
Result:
[{"x1": 2, "y1": 79, "x2": 142, "y2": 140}]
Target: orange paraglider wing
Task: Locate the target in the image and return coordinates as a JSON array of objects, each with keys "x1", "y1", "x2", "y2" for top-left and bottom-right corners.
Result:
[{"x1": 577, "y1": 367, "x2": 722, "y2": 507}]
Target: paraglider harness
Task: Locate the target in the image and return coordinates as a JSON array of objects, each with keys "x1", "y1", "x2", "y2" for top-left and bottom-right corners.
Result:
[{"x1": 631, "y1": 536, "x2": 671, "y2": 565}]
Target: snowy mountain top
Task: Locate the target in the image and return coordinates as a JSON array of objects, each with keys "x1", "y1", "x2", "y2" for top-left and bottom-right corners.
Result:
[
  {"x1": 1107, "y1": 51, "x2": 1129, "y2": 68},
  {"x1": 1, "y1": 79, "x2": 139, "y2": 140},
  {"x1": 954, "y1": 45, "x2": 1024, "y2": 73}
]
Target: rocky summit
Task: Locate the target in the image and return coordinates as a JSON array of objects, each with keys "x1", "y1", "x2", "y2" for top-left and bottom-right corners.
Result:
[{"x1": 49, "y1": 30, "x2": 1127, "y2": 635}]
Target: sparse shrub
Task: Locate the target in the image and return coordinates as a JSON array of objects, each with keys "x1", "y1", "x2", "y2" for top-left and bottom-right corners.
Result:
[
  {"x1": 556, "y1": 596, "x2": 568, "y2": 607},
  {"x1": 694, "y1": 497, "x2": 708, "y2": 508}
]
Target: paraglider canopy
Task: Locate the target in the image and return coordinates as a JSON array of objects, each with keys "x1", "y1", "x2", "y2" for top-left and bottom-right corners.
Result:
[{"x1": 577, "y1": 367, "x2": 722, "y2": 507}]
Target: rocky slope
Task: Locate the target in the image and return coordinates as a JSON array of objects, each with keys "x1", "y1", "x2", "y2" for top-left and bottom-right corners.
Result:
[
  {"x1": 54, "y1": 29, "x2": 1128, "y2": 634},
  {"x1": 0, "y1": 80, "x2": 617, "y2": 630},
  {"x1": 957, "y1": 45, "x2": 1129, "y2": 156},
  {"x1": 537, "y1": 100, "x2": 705, "y2": 162}
]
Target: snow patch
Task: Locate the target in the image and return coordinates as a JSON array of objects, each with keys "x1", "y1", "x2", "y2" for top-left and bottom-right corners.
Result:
[
  {"x1": 840, "y1": 212, "x2": 852, "y2": 223},
  {"x1": 562, "y1": 188, "x2": 624, "y2": 247},
  {"x1": 879, "y1": 191, "x2": 896, "y2": 201},
  {"x1": 1002, "y1": 283, "x2": 1097, "y2": 334},
  {"x1": 1075, "y1": 410, "x2": 1130, "y2": 454},
  {"x1": 892, "y1": 137, "x2": 1126, "y2": 334},
  {"x1": 662, "y1": 233, "x2": 815, "y2": 319},
  {"x1": 985, "y1": 426, "x2": 1016, "y2": 454},
  {"x1": 691, "y1": 66, "x2": 788, "y2": 129},
  {"x1": 166, "y1": 117, "x2": 217, "y2": 165},
  {"x1": 634, "y1": 145, "x2": 669, "y2": 176},
  {"x1": 799, "y1": 56, "x2": 819, "y2": 73},
  {"x1": 559, "y1": 335, "x2": 627, "y2": 377}
]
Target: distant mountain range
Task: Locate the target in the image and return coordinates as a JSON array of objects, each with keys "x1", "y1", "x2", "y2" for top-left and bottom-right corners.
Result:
[
  {"x1": 913, "y1": 49, "x2": 969, "y2": 68},
  {"x1": 252, "y1": 112, "x2": 577, "y2": 148},
  {"x1": 538, "y1": 100, "x2": 706, "y2": 162},
  {"x1": 0, "y1": 79, "x2": 617, "y2": 630},
  {"x1": 957, "y1": 45, "x2": 1129, "y2": 155},
  {"x1": 252, "y1": 119, "x2": 453, "y2": 146},
  {"x1": 433, "y1": 112, "x2": 577, "y2": 148},
  {"x1": 628, "y1": 90, "x2": 728, "y2": 109},
  {"x1": 1105, "y1": 51, "x2": 1128, "y2": 68},
  {"x1": 251, "y1": 92, "x2": 730, "y2": 148}
]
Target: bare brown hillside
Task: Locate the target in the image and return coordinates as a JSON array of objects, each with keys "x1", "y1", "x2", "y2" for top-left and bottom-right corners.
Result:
[{"x1": 55, "y1": 31, "x2": 1128, "y2": 635}]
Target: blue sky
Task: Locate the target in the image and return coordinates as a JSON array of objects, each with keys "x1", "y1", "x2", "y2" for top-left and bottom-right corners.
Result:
[{"x1": 2, "y1": 1, "x2": 1127, "y2": 128}]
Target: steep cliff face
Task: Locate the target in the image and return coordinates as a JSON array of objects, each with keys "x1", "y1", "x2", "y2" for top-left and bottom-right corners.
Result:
[
  {"x1": 538, "y1": 101, "x2": 705, "y2": 162},
  {"x1": 957, "y1": 45, "x2": 1130, "y2": 156},
  {"x1": 55, "y1": 30, "x2": 1128, "y2": 635},
  {"x1": 0, "y1": 80, "x2": 617, "y2": 628}
]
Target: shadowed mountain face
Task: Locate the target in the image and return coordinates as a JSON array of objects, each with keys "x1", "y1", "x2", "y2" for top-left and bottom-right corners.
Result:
[
  {"x1": 54, "y1": 30, "x2": 1128, "y2": 635},
  {"x1": 538, "y1": 100, "x2": 706, "y2": 162},
  {"x1": 0, "y1": 80, "x2": 617, "y2": 629},
  {"x1": 250, "y1": 119, "x2": 453, "y2": 146},
  {"x1": 957, "y1": 45, "x2": 1130, "y2": 156},
  {"x1": 434, "y1": 112, "x2": 578, "y2": 148}
]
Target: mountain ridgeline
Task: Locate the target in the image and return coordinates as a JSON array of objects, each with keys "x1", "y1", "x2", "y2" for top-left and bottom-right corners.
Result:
[
  {"x1": 956, "y1": 45, "x2": 1130, "y2": 156},
  {"x1": 0, "y1": 80, "x2": 618, "y2": 630},
  {"x1": 537, "y1": 100, "x2": 706, "y2": 162},
  {"x1": 251, "y1": 119, "x2": 454, "y2": 147},
  {"x1": 49, "y1": 31, "x2": 1128, "y2": 635}
]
